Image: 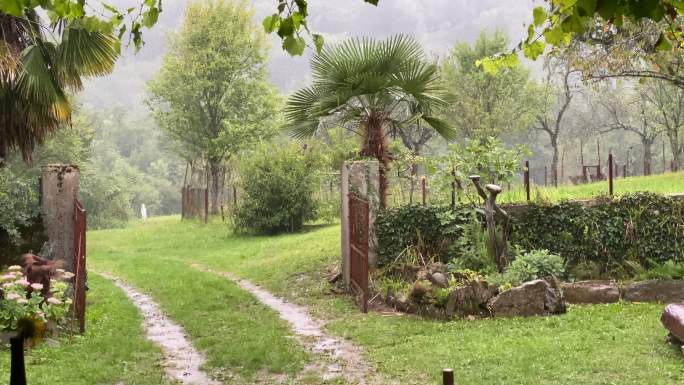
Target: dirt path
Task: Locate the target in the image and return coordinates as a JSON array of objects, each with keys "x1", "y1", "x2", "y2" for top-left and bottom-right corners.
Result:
[
  {"x1": 97, "y1": 272, "x2": 219, "y2": 385},
  {"x1": 190, "y1": 264, "x2": 386, "y2": 385}
]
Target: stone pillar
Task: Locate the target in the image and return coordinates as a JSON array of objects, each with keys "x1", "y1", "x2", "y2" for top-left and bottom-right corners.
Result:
[
  {"x1": 41, "y1": 164, "x2": 80, "y2": 271},
  {"x1": 341, "y1": 160, "x2": 379, "y2": 285}
]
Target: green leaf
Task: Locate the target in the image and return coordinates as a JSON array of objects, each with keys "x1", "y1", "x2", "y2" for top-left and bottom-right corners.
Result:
[
  {"x1": 543, "y1": 26, "x2": 566, "y2": 46},
  {"x1": 655, "y1": 33, "x2": 672, "y2": 51},
  {"x1": 277, "y1": 17, "x2": 294, "y2": 38},
  {"x1": 0, "y1": 0, "x2": 23, "y2": 16},
  {"x1": 533, "y1": 7, "x2": 547, "y2": 26},
  {"x1": 142, "y1": 7, "x2": 159, "y2": 28},
  {"x1": 283, "y1": 35, "x2": 305, "y2": 56},
  {"x1": 576, "y1": 0, "x2": 597, "y2": 17},
  {"x1": 365, "y1": 0, "x2": 380, "y2": 5},
  {"x1": 313, "y1": 34, "x2": 324, "y2": 54},
  {"x1": 291, "y1": 12, "x2": 303, "y2": 29},
  {"x1": 262, "y1": 14, "x2": 280, "y2": 33}
]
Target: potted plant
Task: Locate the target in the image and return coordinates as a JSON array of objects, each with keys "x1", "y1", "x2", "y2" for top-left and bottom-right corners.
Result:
[{"x1": 1, "y1": 265, "x2": 72, "y2": 385}]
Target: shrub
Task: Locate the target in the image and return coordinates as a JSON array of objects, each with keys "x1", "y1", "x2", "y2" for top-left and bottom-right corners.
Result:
[
  {"x1": 375, "y1": 205, "x2": 473, "y2": 265},
  {"x1": 490, "y1": 249, "x2": 565, "y2": 287},
  {"x1": 511, "y1": 192, "x2": 684, "y2": 276},
  {"x1": 233, "y1": 143, "x2": 319, "y2": 234}
]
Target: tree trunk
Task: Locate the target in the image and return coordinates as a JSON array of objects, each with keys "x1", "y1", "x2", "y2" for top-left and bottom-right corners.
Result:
[
  {"x1": 551, "y1": 136, "x2": 559, "y2": 187},
  {"x1": 209, "y1": 160, "x2": 222, "y2": 215},
  {"x1": 643, "y1": 139, "x2": 653, "y2": 176},
  {"x1": 360, "y1": 113, "x2": 390, "y2": 209}
]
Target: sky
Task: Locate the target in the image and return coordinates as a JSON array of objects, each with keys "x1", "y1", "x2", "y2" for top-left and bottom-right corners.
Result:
[{"x1": 81, "y1": 0, "x2": 541, "y2": 115}]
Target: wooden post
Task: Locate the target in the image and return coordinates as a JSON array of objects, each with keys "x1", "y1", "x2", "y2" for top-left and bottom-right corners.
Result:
[
  {"x1": 421, "y1": 176, "x2": 426, "y2": 205},
  {"x1": 10, "y1": 336, "x2": 26, "y2": 385},
  {"x1": 524, "y1": 160, "x2": 530, "y2": 202},
  {"x1": 443, "y1": 368, "x2": 454, "y2": 385},
  {"x1": 608, "y1": 152, "x2": 614, "y2": 196},
  {"x1": 623, "y1": 164, "x2": 627, "y2": 179},
  {"x1": 204, "y1": 188, "x2": 209, "y2": 224},
  {"x1": 451, "y1": 167, "x2": 456, "y2": 208}
]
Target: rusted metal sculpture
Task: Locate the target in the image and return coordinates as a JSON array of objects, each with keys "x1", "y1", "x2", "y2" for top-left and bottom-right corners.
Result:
[{"x1": 469, "y1": 175, "x2": 511, "y2": 271}]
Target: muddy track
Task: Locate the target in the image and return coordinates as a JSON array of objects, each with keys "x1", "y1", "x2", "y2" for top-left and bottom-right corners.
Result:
[
  {"x1": 97, "y1": 272, "x2": 219, "y2": 385},
  {"x1": 190, "y1": 264, "x2": 388, "y2": 385}
]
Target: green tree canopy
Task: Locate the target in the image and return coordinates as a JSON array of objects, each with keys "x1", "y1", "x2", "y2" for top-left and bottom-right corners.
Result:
[
  {"x1": 441, "y1": 31, "x2": 540, "y2": 140},
  {"x1": 146, "y1": 0, "x2": 281, "y2": 214}
]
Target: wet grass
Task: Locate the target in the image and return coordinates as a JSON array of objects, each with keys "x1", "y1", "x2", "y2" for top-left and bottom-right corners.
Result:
[
  {"x1": 0, "y1": 274, "x2": 173, "y2": 385},
  {"x1": 88, "y1": 217, "x2": 684, "y2": 384}
]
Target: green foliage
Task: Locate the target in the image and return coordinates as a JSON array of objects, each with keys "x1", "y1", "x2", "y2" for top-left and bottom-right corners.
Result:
[
  {"x1": 375, "y1": 205, "x2": 473, "y2": 265},
  {"x1": 441, "y1": 31, "x2": 540, "y2": 139},
  {"x1": 233, "y1": 143, "x2": 320, "y2": 234},
  {"x1": 446, "y1": 211, "x2": 495, "y2": 274},
  {"x1": 511, "y1": 192, "x2": 684, "y2": 277},
  {"x1": 489, "y1": 249, "x2": 565, "y2": 287},
  {"x1": 636, "y1": 260, "x2": 684, "y2": 281},
  {"x1": 0, "y1": 266, "x2": 72, "y2": 340}
]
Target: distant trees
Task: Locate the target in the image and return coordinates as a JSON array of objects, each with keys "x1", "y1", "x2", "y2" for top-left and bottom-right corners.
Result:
[
  {"x1": 440, "y1": 31, "x2": 539, "y2": 140},
  {"x1": 285, "y1": 35, "x2": 455, "y2": 209},
  {"x1": 147, "y1": 0, "x2": 281, "y2": 214}
]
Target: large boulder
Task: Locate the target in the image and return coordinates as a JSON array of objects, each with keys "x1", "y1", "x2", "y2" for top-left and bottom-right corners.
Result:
[
  {"x1": 561, "y1": 281, "x2": 620, "y2": 304},
  {"x1": 429, "y1": 272, "x2": 449, "y2": 288},
  {"x1": 445, "y1": 280, "x2": 495, "y2": 318},
  {"x1": 661, "y1": 303, "x2": 684, "y2": 352},
  {"x1": 487, "y1": 277, "x2": 566, "y2": 317},
  {"x1": 624, "y1": 280, "x2": 684, "y2": 303}
]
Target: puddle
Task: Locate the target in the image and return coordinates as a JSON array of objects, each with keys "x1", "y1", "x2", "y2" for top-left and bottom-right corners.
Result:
[{"x1": 98, "y1": 272, "x2": 219, "y2": 385}]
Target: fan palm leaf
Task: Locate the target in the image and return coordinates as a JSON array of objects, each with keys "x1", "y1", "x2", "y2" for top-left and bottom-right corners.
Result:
[{"x1": 0, "y1": 11, "x2": 119, "y2": 163}]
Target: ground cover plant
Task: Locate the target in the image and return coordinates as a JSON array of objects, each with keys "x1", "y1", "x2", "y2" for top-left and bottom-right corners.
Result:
[
  {"x1": 0, "y1": 274, "x2": 172, "y2": 385},
  {"x1": 87, "y1": 217, "x2": 684, "y2": 385}
]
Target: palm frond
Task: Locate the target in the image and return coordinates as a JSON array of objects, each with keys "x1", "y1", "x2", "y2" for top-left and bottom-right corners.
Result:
[
  {"x1": 57, "y1": 27, "x2": 119, "y2": 90},
  {"x1": 422, "y1": 116, "x2": 457, "y2": 142}
]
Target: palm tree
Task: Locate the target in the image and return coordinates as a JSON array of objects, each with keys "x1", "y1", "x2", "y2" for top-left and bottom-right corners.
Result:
[
  {"x1": 285, "y1": 35, "x2": 455, "y2": 208},
  {"x1": 0, "y1": 10, "x2": 119, "y2": 165}
]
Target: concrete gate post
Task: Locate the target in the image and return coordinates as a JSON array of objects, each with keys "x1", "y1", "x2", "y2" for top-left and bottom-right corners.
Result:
[
  {"x1": 341, "y1": 160, "x2": 379, "y2": 285},
  {"x1": 41, "y1": 164, "x2": 80, "y2": 271}
]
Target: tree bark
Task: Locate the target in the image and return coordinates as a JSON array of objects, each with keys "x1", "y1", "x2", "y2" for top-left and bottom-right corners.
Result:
[
  {"x1": 643, "y1": 139, "x2": 653, "y2": 175},
  {"x1": 360, "y1": 113, "x2": 390, "y2": 209},
  {"x1": 208, "y1": 160, "x2": 223, "y2": 215},
  {"x1": 550, "y1": 136, "x2": 559, "y2": 186}
]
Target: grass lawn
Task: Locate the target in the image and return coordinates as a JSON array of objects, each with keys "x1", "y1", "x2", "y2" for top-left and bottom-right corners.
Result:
[
  {"x1": 89, "y1": 217, "x2": 684, "y2": 384},
  {"x1": 0, "y1": 274, "x2": 173, "y2": 385},
  {"x1": 499, "y1": 171, "x2": 684, "y2": 203},
  {"x1": 88, "y1": 224, "x2": 310, "y2": 383}
]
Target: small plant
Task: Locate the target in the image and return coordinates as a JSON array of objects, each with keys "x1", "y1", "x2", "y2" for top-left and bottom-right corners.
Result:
[
  {"x1": 490, "y1": 249, "x2": 565, "y2": 287},
  {"x1": 636, "y1": 260, "x2": 684, "y2": 281},
  {"x1": 0, "y1": 266, "x2": 73, "y2": 344}
]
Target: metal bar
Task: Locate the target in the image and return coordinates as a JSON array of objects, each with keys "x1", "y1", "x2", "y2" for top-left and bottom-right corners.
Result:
[
  {"x1": 608, "y1": 153, "x2": 614, "y2": 196},
  {"x1": 443, "y1": 368, "x2": 454, "y2": 385}
]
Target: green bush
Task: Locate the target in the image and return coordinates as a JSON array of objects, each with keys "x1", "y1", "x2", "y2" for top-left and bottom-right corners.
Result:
[
  {"x1": 233, "y1": 143, "x2": 319, "y2": 234},
  {"x1": 511, "y1": 192, "x2": 684, "y2": 276},
  {"x1": 490, "y1": 249, "x2": 565, "y2": 287},
  {"x1": 375, "y1": 205, "x2": 473, "y2": 265}
]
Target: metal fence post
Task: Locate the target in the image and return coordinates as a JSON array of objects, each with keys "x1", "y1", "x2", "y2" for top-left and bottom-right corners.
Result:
[
  {"x1": 608, "y1": 153, "x2": 614, "y2": 196},
  {"x1": 443, "y1": 368, "x2": 454, "y2": 385}
]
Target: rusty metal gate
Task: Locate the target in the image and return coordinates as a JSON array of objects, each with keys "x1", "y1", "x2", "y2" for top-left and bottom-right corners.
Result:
[
  {"x1": 73, "y1": 198, "x2": 87, "y2": 333},
  {"x1": 348, "y1": 192, "x2": 369, "y2": 313}
]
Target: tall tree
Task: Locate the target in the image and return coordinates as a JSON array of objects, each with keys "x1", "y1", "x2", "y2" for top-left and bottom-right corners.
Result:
[
  {"x1": 147, "y1": 0, "x2": 281, "y2": 214},
  {"x1": 599, "y1": 85, "x2": 663, "y2": 175},
  {"x1": 533, "y1": 57, "x2": 578, "y2": 186},
  {"x1": 641, "y1": 79, "x2": 684, "y2": 171},
  {"x1": 285, "y1": 35, "x2": 455, "y2": 208},
  {"x1": 441, "y1": 31, "x2": 539, "y2": 140}
]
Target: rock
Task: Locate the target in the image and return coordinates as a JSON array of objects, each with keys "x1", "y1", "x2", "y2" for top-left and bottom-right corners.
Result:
[
  {"x1": 661, "y1": 303, "x2": 684, "y2": 345},
  {"x1": 428, "y1": 262, "x2": 447, "y2": 274},
  {"x1": 624, "y1": 280, "x2": 684, "y2": 303},
  {"x1": 429, "y1": 272, "x2": 449, "y2": 288},
  {"x1": 487, "y1": 278, "x2": 566, "y2": 317},
  {"x1": 445, "y1": 280, "x2": 495, "y2": 318},
  {"x1": 561, "y1": 280, "x2": 620, "y2": 304}
]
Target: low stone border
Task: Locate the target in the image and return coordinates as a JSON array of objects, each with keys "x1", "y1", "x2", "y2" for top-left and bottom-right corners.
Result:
[{"x1": 563, "y1": 279, "x2": 684, "y2": 304}]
